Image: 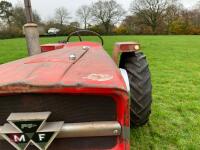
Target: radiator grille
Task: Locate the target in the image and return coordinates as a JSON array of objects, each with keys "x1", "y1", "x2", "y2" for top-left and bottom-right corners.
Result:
[
  {"x1": 0, "y1": 94, "x2": 116, "y2": 124},
  {"x1": 0, "y1": 94, "x2": 117, "y2": 150}
]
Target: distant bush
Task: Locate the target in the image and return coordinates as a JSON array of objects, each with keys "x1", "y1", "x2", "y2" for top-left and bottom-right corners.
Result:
[
  {"x1": 188, "y1": 27, "x2": 200, "y2": 35},
  {"x1": 0, "y1": 26, "x2": 23, "y2": 39}
]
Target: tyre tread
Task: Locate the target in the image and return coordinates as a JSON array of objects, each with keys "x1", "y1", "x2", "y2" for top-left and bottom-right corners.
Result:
[{"x1": 120, "y1": 51, "x2": 152, "y2": 127}]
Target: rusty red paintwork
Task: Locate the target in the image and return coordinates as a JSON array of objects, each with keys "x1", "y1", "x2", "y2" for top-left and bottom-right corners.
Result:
[
  {"x1": 0, "y1": 42, "x2": 127, "y2": 89},
  {"x1": 0, "y1": 42, "x2": 130, "y2": 150}
]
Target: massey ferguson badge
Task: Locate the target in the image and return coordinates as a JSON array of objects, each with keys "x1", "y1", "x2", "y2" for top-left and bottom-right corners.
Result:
[{"x1": 0, "y1": 112, "x2": 63, "y2": 150}]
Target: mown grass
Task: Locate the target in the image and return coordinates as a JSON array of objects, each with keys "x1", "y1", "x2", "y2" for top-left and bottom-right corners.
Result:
[{"x1": 0, "y1": 35, "x2": 200, "y2": 149}]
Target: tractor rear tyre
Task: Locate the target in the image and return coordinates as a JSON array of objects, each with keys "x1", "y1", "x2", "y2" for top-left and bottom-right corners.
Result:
[{"x1": 120, "y1": 51, "x2": 152, "y2": 128}]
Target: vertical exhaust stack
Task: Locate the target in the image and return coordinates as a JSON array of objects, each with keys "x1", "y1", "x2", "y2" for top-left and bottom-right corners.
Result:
[{"x1": 23, "y1": 0, "x2": 41, "y2": 56}]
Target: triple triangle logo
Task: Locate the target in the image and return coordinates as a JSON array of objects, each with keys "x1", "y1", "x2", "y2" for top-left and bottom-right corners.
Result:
[{"x1": 0, "y1": 112, "x2": 64, "y2": 150}]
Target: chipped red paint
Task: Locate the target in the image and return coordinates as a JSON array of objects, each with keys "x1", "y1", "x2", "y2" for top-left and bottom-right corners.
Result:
[
  {"x1": 41, "y1": 43, "x2": 65, "y2": 52},
  {"x1": 0, "y1": 42, "x2": 130, "y2": 150}
]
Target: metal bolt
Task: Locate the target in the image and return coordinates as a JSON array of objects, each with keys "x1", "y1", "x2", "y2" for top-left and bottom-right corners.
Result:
[
  {"x1": 82, "y1": 46, "x2": 90, "y2": 50},
  {"x1": 69, "y1": 54, "x2": 76, "y2": 60},
  {"x1": 113, "y1": 129, "x2": 119, "y2": 135}
]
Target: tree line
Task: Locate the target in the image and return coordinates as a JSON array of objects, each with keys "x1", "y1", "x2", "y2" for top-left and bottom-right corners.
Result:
[{"x1": 1, "y1": 0, "x2": 200, "y2": 38}]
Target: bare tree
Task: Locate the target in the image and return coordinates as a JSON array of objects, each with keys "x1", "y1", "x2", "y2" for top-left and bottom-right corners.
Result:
[
  {"x1": 164, "y1": 0, "x2": 183, "y2": 33},
  {"x1": 12, "y1": 5, "x2": 41, "y2": 29},
  {"x1": 130, "y1": 0, "x2": 168, "y2": 33},
  {"x1": 91, "y1": 0, "x2": 125, "y2": 33},
  {"x1": 191, "y1": 1, "x2": 200, "y2": 28},
  {"x1": 0, "y1": 0, "x2": 13, "y2": 26},
  {"x1": 76, "y1": 5, "x2": 91, "y2": 29},
  {"x1": 121, "y1": 15, "x2": 138, "y2": 34},
  {"x1": 55, "y1": 7, "x2": 70, "y2": 26}
]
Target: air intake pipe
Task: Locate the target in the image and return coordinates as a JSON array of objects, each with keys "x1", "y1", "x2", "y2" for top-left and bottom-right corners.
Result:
[{"x1": 23, "y1": 0, "x2": 41, "y2": 56}]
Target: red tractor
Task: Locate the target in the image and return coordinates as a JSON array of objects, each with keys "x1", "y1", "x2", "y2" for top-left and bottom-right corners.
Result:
[{"x1": 0, "y1": 30, "x2": 152, "y2": 150}]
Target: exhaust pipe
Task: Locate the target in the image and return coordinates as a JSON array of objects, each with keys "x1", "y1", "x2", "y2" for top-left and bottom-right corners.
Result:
[{"x1": 23, "y1": 0, "x2": 41, "y2": 56}]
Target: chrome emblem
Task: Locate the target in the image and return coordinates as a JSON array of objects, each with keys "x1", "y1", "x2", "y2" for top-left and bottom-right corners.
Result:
[{"x1": 0, "y1": 112, "x2": 64, "y2": 150}]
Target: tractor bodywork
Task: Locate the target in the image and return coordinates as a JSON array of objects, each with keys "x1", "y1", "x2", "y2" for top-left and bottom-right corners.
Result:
[{"x1": 0, "y1": 42, "x2": 130, "y2": 150}]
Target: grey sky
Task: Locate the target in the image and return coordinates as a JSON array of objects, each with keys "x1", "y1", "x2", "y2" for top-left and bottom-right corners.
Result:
[{"x1": 7, "y1": 0, "x2": 200, "y2": 21}]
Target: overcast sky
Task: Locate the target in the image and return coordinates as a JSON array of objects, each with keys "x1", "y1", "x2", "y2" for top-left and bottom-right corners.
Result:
[{"x1": 7, "y1": 0, "x2": 200, "y2": 21}]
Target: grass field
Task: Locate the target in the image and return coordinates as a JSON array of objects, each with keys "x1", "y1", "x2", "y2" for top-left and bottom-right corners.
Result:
[{"x1": 0, "y1": 35, "x2": 200, "y2": 149}]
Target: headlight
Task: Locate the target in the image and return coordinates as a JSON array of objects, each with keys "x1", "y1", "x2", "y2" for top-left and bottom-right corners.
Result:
[{"x1": 134, "y1": 45, "x2": 140, "y2": 50}]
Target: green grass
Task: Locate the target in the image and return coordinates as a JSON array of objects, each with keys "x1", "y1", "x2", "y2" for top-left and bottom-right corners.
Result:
[{"x1": 0, "y1": 35, "x2": 200, "y2": 149}]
